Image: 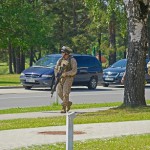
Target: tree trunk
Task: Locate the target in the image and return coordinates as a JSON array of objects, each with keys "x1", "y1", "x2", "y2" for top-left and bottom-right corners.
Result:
[
  {"x1": 16, "y1": 48, "x2": 21, "y2": 74},
  {"x1": 123, "y1": 0, "x2": 149, "y2": 107},
  {"x1": 148, "y1": 15, "x2": 150, "y2": 59},
  {"x1": 12, "y1": 47, "x2": 16, "y2": 73},
  {"x1": 72, "y1": 0, "x2": 77, "y2": 35},
  {"x1": 8, "y1": 41, "x2": 13, "y2": 74},
  {"x1": 98, "y1": 33, "x2": 101, "y2": 62},
  {"x1": 109, "y1": 13, "x2": 116, "y2": 65},
  {"x1": 20, "y1": 50, "x2": 25, "y2": 72},
  {"x1": 30, "y1": 47, "x2": 34, "y2": 66}
]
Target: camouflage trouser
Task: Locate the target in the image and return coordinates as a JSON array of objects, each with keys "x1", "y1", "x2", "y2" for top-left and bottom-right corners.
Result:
[
  {"x1": 57, "y1": 77, "x2": 74, "y2": 107},
  {"x1": 148, "y1": 68, "x2": 150, "y2": 75}
]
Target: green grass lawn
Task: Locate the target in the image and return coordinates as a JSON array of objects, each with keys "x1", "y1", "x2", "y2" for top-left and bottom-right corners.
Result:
[
  {"x1": 0, "y1": 74, "x2": 20, "y2": 86},
  {"x1": 0, "y1": 63, "x2": 9, "y2": 74},
  {"x1": 0, "y1": 106, "x2": 150, "y2": 131},
  {"x1": 0, "y1": 102, "x2": 122, "y2": 114},
  {"x1": 14, "y1": 134, "x2": 150, "y2": 150},
  {"x1": 9, "y1": 106, "x2": 150, "y2": 150},
  {"x1": 0, "y1": 101, "x2": 150, "y2": 114},
  {"x1": 0, "y1": 62, "x2": 29, "y2": 86}
]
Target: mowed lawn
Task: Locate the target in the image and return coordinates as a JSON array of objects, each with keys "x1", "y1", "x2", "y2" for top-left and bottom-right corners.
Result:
[{"x1": 0, "y1": 74, "x2": 20, "y2": 86}]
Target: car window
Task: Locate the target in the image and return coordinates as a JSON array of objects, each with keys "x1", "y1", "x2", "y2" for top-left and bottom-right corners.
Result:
[
  {"x1": 33, "y1": 56, "x2": 60, "y2": 68},
  {"x1": 74, "y1": 56, "x2": 88, "y2": 67},
  {"x1": 74, "y1": 56, "x2": 101, "y2": 68},
  {"x1": 111, "y1": 59, "x2": 127, "y2": 68},
  {"x1": 90, "y1": 57, "x2": 101, "y2": 68}
]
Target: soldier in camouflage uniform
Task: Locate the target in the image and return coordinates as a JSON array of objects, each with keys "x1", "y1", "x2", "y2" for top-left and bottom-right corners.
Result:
[
  {"x1": 55, "y1": 46, "x2": 77, "y2": 113},
  {"x1": 147, "y1": 61, "x2": 150, "y2": 75}
]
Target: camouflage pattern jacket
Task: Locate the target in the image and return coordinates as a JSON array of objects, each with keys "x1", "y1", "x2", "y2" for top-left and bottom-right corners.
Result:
[{"x1": 55, "y1": 55, "x2": 77, "y2": 78}]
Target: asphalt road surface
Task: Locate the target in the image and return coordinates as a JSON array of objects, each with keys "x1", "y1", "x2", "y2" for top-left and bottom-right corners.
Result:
[{"x1": 0, "y1": 85, "x2": 150, "y2": 109}]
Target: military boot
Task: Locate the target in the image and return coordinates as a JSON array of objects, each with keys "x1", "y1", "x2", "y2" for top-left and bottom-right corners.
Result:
[
  {"x1": 61, "y1": 103, "x2": 66, "y2": 113},
  {"x1": 66, "y1": 101, "x2": 72, "y2": 112}
]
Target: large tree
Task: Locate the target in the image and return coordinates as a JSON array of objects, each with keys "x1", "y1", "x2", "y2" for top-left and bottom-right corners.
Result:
[{"x1": 123, "y1": 0, "x2": 150, "y2": 107}]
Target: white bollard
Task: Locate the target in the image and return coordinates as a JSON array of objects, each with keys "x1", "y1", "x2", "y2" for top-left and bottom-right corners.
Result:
[
  {"x1": 66, "y1": 112, "x2": 76, "y2": 150},
  {"x1": 54, "y1": 88, "x2": 59, "y2": 104}
]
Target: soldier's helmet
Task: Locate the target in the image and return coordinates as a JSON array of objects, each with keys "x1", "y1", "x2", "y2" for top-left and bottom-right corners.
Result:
[{"x1": 61, "y1": 46, "x2": 72, "y2": 54}]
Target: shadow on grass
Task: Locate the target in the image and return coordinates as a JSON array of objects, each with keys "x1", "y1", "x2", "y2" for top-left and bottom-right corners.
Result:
[
  {"x1": 76, "y1": 106, "x2": 150, "y2": 117},
  {"x1": 113, "y1": 105, "x2": 150, "y2": 112}
]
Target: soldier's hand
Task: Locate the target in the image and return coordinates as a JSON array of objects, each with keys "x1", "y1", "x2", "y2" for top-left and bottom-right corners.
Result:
[
  {"x1": 62, "y1": 73, "x2": 66, "y2": 77},
  {"x1": 61, "y1": 60, "x2": 68, "y2": 67},
  {"x1": 121, "y1": 77, "x2": 125, "y2": 84}
]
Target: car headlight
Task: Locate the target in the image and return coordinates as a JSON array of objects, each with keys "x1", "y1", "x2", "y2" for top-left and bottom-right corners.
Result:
[
  {"x1": 119, "y1": 72, "x2": 125, "y2": 77},
  {"x1": 20, "y1": 73, "x2": 25, "y2": 76},
  {"x1": 41, "y1": 74, "x2": 53, "y2": 78}
]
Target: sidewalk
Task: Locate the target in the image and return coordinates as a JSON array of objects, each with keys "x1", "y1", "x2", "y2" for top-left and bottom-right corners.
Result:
[
  {"x1": 0, "y1": 107, "x2": 111, "y2": 120},
  {"x1": 0, "y1": 108, "x2": 150, "y2": 150},
  {"x1": 1, "y1": 120, "x2": 150, "y2": 150}
]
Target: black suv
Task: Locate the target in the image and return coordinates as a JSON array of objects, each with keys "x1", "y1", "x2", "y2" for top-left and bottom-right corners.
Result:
[
  {"x1": 20, "y1": 54, "x2": 103, "y2": 90},
  {"x1": 102, "y1": 58, "x2": 150, "y2": 87}
]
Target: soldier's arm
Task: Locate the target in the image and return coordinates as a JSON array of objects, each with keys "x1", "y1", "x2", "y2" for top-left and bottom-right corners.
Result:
[
  {"x1": 54, "y1": 59, "x2": 61, "y2": 77},
  {"x1": 121, "y1": 71, "x2": 126, "y2": 84},
  {"x1": 147, "y1": 61, "x2": 150, "y2": 75},
  {"x1": 65, "y1": 58, "x2": 77, "y2": 77}
]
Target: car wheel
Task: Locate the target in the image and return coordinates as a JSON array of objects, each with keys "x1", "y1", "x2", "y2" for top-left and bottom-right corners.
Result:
[
  {"x1": 88, "y1": 77, "x2": 97, "y2": 90},
  {"x1": 103, "y1": 83, "x2": 109, "y2": 87},
  {"x1": 24, "y1": 86, "x2": 32, "y2": 90}
]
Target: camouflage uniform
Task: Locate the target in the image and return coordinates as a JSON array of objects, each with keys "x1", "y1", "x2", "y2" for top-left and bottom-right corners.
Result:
[
  {"x1": 55, "y1": 46, "x2": 77, "y2": 113},
  {"x1": 147, "y1": 61, "x2": 150, "y2": 75}
]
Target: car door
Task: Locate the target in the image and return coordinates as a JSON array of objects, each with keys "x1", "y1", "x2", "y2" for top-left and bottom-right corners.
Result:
[
  {"x1": 73, "y1": 56, "x2": 90, "y2": 84},
  {"x1": 88, "y1": 57, "x2": 103, "y2": 83}
]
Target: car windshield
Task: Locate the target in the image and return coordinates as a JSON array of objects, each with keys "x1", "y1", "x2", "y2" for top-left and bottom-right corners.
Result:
[
  {"x1": 33, "y1": 56, "x2": 60, "y2": 68},
  {"x1": 111, "y1": 59, "x2": 127, "y2": 68}
]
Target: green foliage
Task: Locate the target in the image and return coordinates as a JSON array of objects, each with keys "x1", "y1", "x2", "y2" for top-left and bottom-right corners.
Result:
[
  {"x1": 0, "y1": 0, "x2": 128, "y2": 73},
  {"x1": 84, "y1": 0, "x2": 127, "y2": 60},
  {"x1": 0, "y1": 63, "x2": 9, "y2": 74},
  {"x1": 0, "y1": 0, "x2": 56, "y2": 52}
]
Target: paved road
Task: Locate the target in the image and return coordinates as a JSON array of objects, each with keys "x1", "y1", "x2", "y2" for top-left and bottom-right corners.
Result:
[
  {"x1": 0, "y1": 85, "x2": 150, "y2": 109},
  {"x1": 0, "y1": 86, "x2": 124, "y2": 109}
]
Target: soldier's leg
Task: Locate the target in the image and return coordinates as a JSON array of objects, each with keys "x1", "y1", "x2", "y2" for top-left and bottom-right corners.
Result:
[
  {"x1": 57, "y1": 83, "x2": 66, "y2": 112},
  {"x1": 62, "y1": 77, "x2": 74, "y2": 112},
  {"x1": 57, "y1": 82, "x2": 63, "y2": 100}
]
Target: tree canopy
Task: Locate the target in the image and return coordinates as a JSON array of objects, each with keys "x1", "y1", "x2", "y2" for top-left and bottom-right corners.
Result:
[
  {"x1": 1, "y1": 0, "x2": 150, "y2": 107},
  {"x1": 0, "y1": 0, "x2": 127, "y2": 73}
]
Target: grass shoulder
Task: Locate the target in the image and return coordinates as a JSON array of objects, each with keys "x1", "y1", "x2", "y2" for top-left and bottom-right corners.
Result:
[
  {"x1": 0, "y1": 101, "x2": 150, "y2": 114},
  {"x1": 0, "y1": 74, "x2": 20, "y2": 86},
  {"x1": 14, "y1": 134, "x2": 150, "y2": 150},
  {"x1": 0, "y1": 105, "x2": 150, "y2": 131},
  {"x1": 0, "y1": 102, "x2": 121, "y2": 114}
]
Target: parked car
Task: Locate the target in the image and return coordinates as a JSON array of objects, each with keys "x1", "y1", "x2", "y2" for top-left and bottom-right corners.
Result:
[
  {"x1": 20, "y1": 54, "x2": 103, "y2": 90},
  {"x1": 102, "y1": 58, "x2": 150, "y2": 87}
]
